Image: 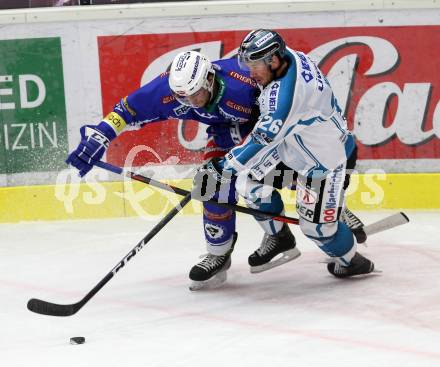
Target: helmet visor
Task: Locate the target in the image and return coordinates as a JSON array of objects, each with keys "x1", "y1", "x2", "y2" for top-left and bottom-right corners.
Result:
[
  {"x1": 172, "y1": 87, "x2": 208, "y2": 108},
  {"x1": 172, "y1": 93, "x2": 193, "y2": 107},
  {"x1": 237, "y1": 53, "x2": 251, "y2": 71},
  {"x1": 238, "y1": 56, "x2": 270, "y2": 73},
  {"x1": 238, "y1": 41, "x2": 280, "y2": 70}
]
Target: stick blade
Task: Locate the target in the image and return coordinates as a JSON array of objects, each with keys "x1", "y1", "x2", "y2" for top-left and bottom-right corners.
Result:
[
  {"x1": 27, "y1": 298, "x2": 80, "y2": 317},
  {"x1": 364, "y1": 212, "x2": 409, "y2": 236}
]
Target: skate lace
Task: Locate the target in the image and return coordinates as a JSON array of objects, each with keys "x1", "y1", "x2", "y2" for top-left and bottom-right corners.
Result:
[
  {"x1": 256, "y1": 234, "x2": 278, "y2": 256},
  {"x1": 341, "y1": 208, "x2": 363, "y2": 230},
  {"x1": 197, "y1": 254, "x2": 226, "y2": 272}
]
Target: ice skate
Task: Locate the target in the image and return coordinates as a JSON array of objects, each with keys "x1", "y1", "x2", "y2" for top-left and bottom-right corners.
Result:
[
  {"x1": 189, "y1": 233, "x2": 237, "y2": 291},
  {"x1": 248, "y1": 224, "x2": 301, "y2": 273},
  {"x1": 327, "y1": 252, "x2": 375, "y2": 278},
  {"x1": 341, "y1": 208, "x2": 367, "y2": 243}
]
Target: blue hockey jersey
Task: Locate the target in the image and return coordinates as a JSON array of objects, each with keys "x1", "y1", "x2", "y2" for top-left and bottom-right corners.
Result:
[{"x1": 102, "y1": 57, "x2": 260, "y2": 149}]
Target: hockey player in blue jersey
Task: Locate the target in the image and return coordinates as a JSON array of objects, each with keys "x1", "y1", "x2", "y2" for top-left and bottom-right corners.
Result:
[
  {"x1": 66, "y1": 50, "x2": 261, "y2": 290},
  {"x1": 193, "y1": 29, "x2": 374, "y2": 279}
]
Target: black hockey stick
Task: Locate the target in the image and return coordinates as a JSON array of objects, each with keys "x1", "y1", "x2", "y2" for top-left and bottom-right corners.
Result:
[
  {"x1": 27, "y1": 193, "x2": 192, "y2": 317},
  {"x1": 95, "y1": 161, "x2": 300, "y2": 225},
  {"x1": 96, "y1": 161, "x2": 409, "y2": 237}
]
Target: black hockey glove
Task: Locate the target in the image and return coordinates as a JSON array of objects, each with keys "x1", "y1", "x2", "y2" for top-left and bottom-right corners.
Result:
[{"x1": 192, "y1": 158, "x2": 233, "y2": 201}]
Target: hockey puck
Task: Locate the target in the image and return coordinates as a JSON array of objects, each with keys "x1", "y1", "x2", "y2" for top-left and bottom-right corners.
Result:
[{"x1": 70, "y1": 337, "x2": 85, "y2": 345}]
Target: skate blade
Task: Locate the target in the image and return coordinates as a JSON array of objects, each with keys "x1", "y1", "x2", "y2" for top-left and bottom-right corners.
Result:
[
  {"x1": 189, "y1": 270, "x2": 227, "y2": 291},
  {"x1": 250, "y1": 248, "x2": 301, "y2": 274},
  {"x1": 330, "y1": 264, "x2": 380, "y2": 277}
]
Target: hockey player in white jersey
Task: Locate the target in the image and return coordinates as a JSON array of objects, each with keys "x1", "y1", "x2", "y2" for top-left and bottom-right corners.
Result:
[{"x1": 193, "y1": 29, "x2": 374, "y2": 278}]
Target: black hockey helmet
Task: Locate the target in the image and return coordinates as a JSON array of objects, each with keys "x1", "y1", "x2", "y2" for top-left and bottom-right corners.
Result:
[{"x1": 238, "y1": 29, "x2": 286, "y2": 69}]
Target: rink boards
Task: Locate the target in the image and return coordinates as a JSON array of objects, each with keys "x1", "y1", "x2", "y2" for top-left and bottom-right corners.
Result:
[
  {"x1": 0, "y1": 1, "x2": 439, "y2": 222},
  {"x1": 1, "y1": 173, "x2": 439, "y2": 223}
]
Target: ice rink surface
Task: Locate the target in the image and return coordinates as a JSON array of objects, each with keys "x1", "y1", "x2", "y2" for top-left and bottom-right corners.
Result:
[{"x1": 1, "y1": 210, "x2": 440, "y2": 367}]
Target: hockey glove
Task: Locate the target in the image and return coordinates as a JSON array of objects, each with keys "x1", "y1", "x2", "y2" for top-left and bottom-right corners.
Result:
[
  {"x1": 192, "y1": 158, "x2": 233, "y2": 201},
  {"x1": 66, "y1": 122, "x2": 117, "y2": 177},
  {"x1": 207, "y1": 123, "x2": 246, "y2": 149}
]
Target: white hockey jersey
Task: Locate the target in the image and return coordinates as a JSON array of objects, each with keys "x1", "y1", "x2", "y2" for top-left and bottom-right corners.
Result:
[{"x1": 223, "y1": 48, "x2": 355, "y2": 180}]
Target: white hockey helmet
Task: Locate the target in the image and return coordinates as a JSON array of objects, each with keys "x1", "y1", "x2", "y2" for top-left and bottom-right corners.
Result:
[{"x1": 169, "y1": 51, "x2": 215, "y2": 106}]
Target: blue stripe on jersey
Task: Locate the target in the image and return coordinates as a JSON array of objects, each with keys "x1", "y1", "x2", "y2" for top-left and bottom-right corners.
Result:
[
  {"x1": 297, "y1": 117, "x2": 317, "y2": 126},
  {"x1": 231, "y1": 141, "x2": 264, "y2": 164},
  {"x1": 294, "y1": 134, "x2": 327, "y2": 176},
  {"x1": 297, "y1": 115, "x2": 325, "y2": 126},
  {"x1": 281, "y1": 124, "x2": 295, "y2": 139},
  {"x1": 316, "y1": 223, "x2": 323, "y2": 237},
  {"x1": 248, "y1": 141, "x2": 281, "y2": 170},
  {"x1": 331, "y1": 94, "x2": 343, "y2": 115},
  {"x1": 330, "y1": 116, "x2": 346, "y2": 135},
  {"x1": 229, "y1": 129, "x2": 280, "y2": 170}
]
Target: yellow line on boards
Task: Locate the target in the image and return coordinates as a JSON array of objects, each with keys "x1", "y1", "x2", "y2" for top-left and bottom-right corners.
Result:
[{"x1": 0, "y1": 173, "x2": 439, "y2": 223}]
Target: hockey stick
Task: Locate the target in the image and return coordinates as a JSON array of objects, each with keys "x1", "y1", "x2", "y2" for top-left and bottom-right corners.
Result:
[
  {"x1": 95, "y1": 161, "x2": 409, "y2": 237},
  {"x1": 27, "y1": 193, "x2": 192, "y2": 317},
  {"x1": 363, "y1": 212, "x2": 409, "y2": 236},
  {"x1": 95, "y1": 161, "x2": 300, "y2": 225}
]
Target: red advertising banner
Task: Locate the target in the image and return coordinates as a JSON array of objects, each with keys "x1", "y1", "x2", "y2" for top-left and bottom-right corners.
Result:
[{"x1": 98, "y1": 26, "x2": 440, "y2": 167}]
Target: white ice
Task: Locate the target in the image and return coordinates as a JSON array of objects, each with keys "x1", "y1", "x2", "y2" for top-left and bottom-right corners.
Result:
[{"x1": 1, "y1": 211, "x2": 440, "y2": 367}]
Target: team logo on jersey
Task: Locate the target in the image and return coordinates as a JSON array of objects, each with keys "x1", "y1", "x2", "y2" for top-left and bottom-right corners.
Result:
[
  {"x1": 226, "y1": 100, "x2": 252, "y2": 115},
  {"x1": 228, "y1": 71, "x2": 257, "y2": 87},
  {"x1": 204, "y1": 223, "x2": 226, "y2": 240},
  {"x1": 162, "y1": 95, "x2": 176, "y2": 104},
  {"x1": 173, "y1": 104, "x2": 191, "y2": 116}
]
